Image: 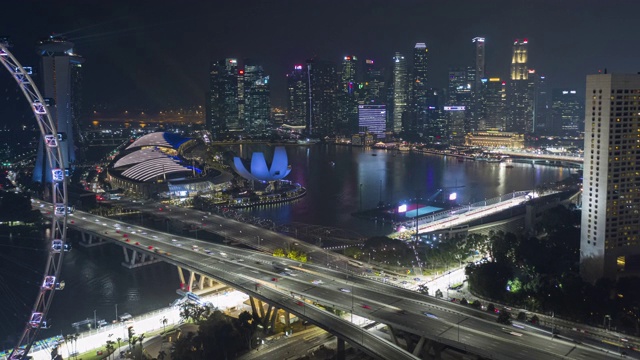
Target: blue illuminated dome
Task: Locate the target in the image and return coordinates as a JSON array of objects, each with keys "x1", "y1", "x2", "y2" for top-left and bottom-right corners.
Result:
[{"x1": 232, "y1": 146, "x2": 291, "y2": 181}]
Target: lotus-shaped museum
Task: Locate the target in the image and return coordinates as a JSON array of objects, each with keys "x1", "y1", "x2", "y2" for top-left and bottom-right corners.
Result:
[{"x1": 232, "y1": 146, "x2": 291, "y2": 182}]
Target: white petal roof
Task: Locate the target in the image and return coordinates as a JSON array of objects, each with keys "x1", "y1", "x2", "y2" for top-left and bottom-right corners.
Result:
[
  {"x1": 121, "y1": 157, "x2": 192, "y2": 182},
  {"x1": 113, "y1": 148, "x2": 167, "y2": 168},
  {"x1": 126, "y1": 132, "x2": 189, "y2": 150}
]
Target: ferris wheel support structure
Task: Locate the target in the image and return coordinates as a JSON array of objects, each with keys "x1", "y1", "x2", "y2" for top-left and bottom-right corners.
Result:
[{"x1": 0, "y1": 41, "x2": 68, "y2": 359}]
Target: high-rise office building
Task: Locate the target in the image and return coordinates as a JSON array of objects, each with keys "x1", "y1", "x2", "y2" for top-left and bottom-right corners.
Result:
[
  {"x1": 361, "y1": 59, "x2": 385, "y2": 104},
  {"x1": 507, "y1": 39, "x2": 533, "y2": 133},
  {"x1": 532, "y1": 73, "x2": 550, "y2": 134},
  {"x1": 551, "y1": 89, "x2": 583, "y2": 136},
  {"x1": 392, "y1": 52, "x2": 408, "y2": 133},
  {"x1": 580, "y1": 74, "x2": 640, "y2": 282},
  {"x1": 243, "y1": 61, "x2": 271, "y2": 133},
  {"x1": 470, "y1": 37, "x2": 486, "y2": 132},
  {"x1": 339, "y1": 55, "x2": 359, "y2": 134},
  {"x1": 472, "y1": 37, "x2": 486, "y2": 87},
  {"x1": 447, "y1": 67, "x2": 474, "y2": 136},
  {"x1": 307, "y1": 59, "x2": 338, "y2": 135},
  {"x1": 358, "y1": 104, "x2": 386, "y2": 138},
  {"x1": 479, "y1": 78, "x2": 507, "y2": 130},
  {"x1": 286, "y1": 65, "x2": 308, "y2": 126},
  {"x1": 33, "y1": 36, "x2": 84, "y2": 183},
  {"x1": 206, "y1": 58, "x2": 239, "y2": 137},
  {"x1": 425, "y1": 88, "x2": 447, "y2": 141},
  {"x1": 412, "y1": 43, "x2": 429, "y2": 135}
]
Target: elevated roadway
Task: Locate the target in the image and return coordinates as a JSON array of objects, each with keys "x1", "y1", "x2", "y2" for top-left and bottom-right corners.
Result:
[{"x1": 35, "y1": 203, "x2": 631, "y2": 360}]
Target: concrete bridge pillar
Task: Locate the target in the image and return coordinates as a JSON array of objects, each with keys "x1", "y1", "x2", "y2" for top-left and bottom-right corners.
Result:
[
  {"x1": 121, "y1": 246, "x2": 160, "y2": 268},
  {"x1": 421, "y1": 339, "x2": 444, "y2": 360},
  {"x1": 176, "y1": 267, "x2": 219, "y2": 292},
  {"x1": 337, "y1": 338, "x2": 345, "y2": 360},
  {"x1": 79, "y1": 232, "x2": 106, "y2": 247},
  {"x1": 387, "y1": 325, "x2": 399, "y2": 346}
]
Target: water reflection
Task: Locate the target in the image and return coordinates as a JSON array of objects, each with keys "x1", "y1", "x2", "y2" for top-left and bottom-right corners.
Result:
[{"x1": 240, "y1": 144, "x2": 567, "y2": 236}]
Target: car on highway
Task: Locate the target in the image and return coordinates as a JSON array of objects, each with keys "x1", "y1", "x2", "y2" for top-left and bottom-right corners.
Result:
[
  {"x1": 134, "y1": 242, "x2": 140, "y2": 246},
  {"x1": 339, "y1": 288, "x2": 351, "y2": 293},
  {"x1": 312, "y1": 280, "x2": 323, "y2": 285},
  {"x1": 271, "y1": 277, "x2": 278, "y2": 282},
  {"x1": 362, "y1": 304, "x2": 371, "y2": 310},
  {"x1": 423, "y1": 312, "x2": 438, "y2": 319},
  {"x1": 204, "y1": 249, "x2": 212, "y2": 254}
]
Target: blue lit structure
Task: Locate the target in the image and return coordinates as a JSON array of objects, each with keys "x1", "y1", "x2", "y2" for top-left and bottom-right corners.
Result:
[{"x1": 232, "y1": 146, "x2": 291, "y2": 182}]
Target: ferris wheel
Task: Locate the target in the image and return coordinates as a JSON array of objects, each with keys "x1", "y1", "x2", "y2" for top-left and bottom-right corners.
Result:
[{"x1": 0, "y1": 40, "x2": 68, "y2": 359}]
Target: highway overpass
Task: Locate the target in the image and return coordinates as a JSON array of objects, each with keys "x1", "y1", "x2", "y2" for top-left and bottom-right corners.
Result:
[{"x1": 34, "y1": 202, "x2": 630, "y2": 360}]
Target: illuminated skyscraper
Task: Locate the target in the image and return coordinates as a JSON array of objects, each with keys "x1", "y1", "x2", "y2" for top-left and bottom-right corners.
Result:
[
  {"x1": 479, "y1": 78, "x2": 507, "y2": 130},
  {"x1": 206, "y1": 58, "x2": 239, "y2": 137},
  {"x1": 286, "y1": 65, "x2": 308, "y2": 126},
  {"x1": 339, "y1": 55, "x2": 359, "y2": 133},
  {"x1": 472, "y1": 37, "x2": 485, "y2": 87},
  {"x1": 392, "y1": 52, "x2": 408, "y2": 133},
  {"x1": 361, "y1": 59, "x2": 385, "y2": 104},
  {"x1": 243, "y1": 60, "x2": 271, "y2": 133},
  {"x1": 510, "y1": 39, "x2": 528, "y2": 81},
  {"x1": 33, "y1": 36, "x2": 84, "y2": 183},
  {"x1": 471, "y1": 37, "x2": 486, "y2": 130},
  {"x1": 307, "y1": 59, "x2": 338, "y2": 135},
  {"x1": 412, "y1": 43, "x2": 429, "y2": 135},
  {"x1": 507, "y1": 39, "x2": 533, "y2": 133},
  {"x1": 447, "y1": 67, "x2": 474, "y2": 136},
  {"x1": 580, "y1": 73, "x2": 640, "y2": 282},
  {"x1": 550, "y1": 89, "x2": 582, "y2": 136}
]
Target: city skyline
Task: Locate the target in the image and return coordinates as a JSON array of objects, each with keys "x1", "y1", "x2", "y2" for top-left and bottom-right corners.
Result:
[{"x1": 2, "y1": 0, "x2": 640, "y2": 110}]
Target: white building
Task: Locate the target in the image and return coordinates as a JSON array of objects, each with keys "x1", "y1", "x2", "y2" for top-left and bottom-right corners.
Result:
[{"x1": 580, "y1": 73, "x2": 640, "y2": 282}]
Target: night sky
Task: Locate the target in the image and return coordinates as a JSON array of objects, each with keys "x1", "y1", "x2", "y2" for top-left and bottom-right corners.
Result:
[{"x1": 2, "y1": 0, "x2": 640, "y2": 111}]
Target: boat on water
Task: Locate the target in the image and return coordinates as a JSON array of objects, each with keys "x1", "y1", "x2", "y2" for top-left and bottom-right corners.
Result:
[
  {"x1": 371, "y1": 153, "x2": 378, "y2": 156},
  {"x1": 505, "y1": 165, "x2": 514, "y2": 168},
  {"x1": 398, "y1": 145, "x2": 411, "y2": 152}
]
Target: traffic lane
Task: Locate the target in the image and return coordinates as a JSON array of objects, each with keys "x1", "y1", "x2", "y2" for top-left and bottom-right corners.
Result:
[{"x1": 64, "y1": 211, "x2": 629, "y2": 359}]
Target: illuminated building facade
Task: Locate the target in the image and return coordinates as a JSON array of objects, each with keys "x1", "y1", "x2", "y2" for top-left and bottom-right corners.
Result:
[
  {"x1": 392, "y1": 52, "x2": 408, "y2": 133},
  {"x1": 307, "y1": 59, "x2": 338, "y2": 135},
  {"x1": 33, "y1": 37, "x2": 84, "y2": 183},
  {"x1": 507, "y1": 39, "x2": 534, "y2": 134},
  {"x1": 464, "y1": 130, "x2": 524, "y2": 148},
  {"x1": 479, "y1": 78, "x2": 507, "y2": 130},
  {"x1": 580, "y1": 74, "x2": 640, "y2": 282},
  {"x1": 412, "y1": 43, "x2": 429, "y2": 135},
  {"x1": 243, "y1": 61, "x2": 271, "y2": 133},
  {"x1": 286, "y1": 65, "x2": 308, "y2": 126},
  {"x1": 307, "y1": 59, "x2": 339, "y2": 136},
  {"x1": 358, "y1": 104, "x2": 386, "y2": 139},
  {"x1": 447, "y1": 67, "x2": 474, "y2": 134},
  {"x1": 551, "y1": 89, "x2": 583, "y2": 136},
  {"x1": 362, "y1": 59, "x2": 385, "y2": 104},
  {"x1": 206, "y1": 58, "x2": 239, "y2": 137},
  {"x1": 339, "y1": 55, "x2": 359, "y2": 133}
]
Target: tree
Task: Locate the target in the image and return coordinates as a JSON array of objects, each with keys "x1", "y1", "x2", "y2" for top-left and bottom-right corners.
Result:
[
  {"x1": 470, "y1": 300, "x2": 482, "y2": 309},
  {"x1": 517, "y1": 311, "x2": 527, "y2": 321},
  {"x1": 273, "y1": 248, "x2": 285, "y2": 257},
  {"x1": 460, "y1": 298, "x2": 468, "y2": 305},
  {"x1": 435, "y1": 289, "x2": 443, "y2": 299},
  {"x1": 530, "y1": 315, "x2": 539, "y2": 324}
]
